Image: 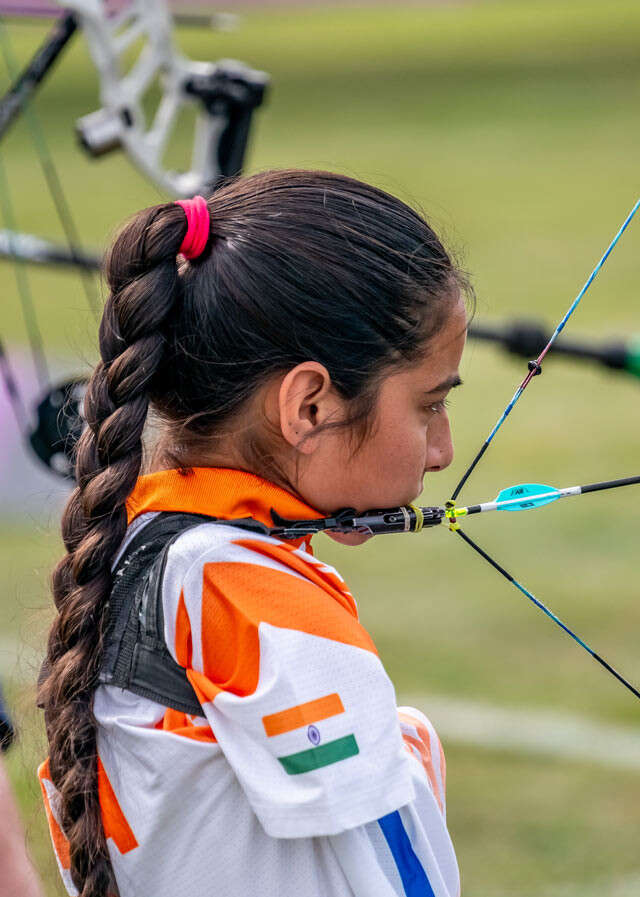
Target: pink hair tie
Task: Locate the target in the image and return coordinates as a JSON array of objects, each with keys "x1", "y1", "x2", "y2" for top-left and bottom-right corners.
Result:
[{"x1": 175, "y1": 195, "x2": 210, "y2": 260}]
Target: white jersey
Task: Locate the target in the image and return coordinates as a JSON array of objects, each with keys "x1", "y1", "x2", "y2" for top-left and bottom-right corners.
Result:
[{"x1": 39, "y1": 467, "x2": 460, "y2": 897}]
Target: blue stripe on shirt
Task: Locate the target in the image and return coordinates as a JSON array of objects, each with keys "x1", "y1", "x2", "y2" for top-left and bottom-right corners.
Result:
[{"x1": 378, "y1": 811, "x2": 436, "y2": 897}]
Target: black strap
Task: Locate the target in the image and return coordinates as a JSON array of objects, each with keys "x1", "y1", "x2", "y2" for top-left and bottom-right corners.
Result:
[{"x1": 100, "y1": 511, "x2": 270, "y2": 715}]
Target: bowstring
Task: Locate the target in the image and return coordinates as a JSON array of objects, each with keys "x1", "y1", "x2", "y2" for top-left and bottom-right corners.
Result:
[
  {"x1": 451, "y1": 198, "x2": 640, "y2": 503},
  {"x1": 0, "y1": 145, "x2": 49, "y2": 389},
  {"x1": 0, "y1": 18, "x2": 100, "y2": 319},
  {"x1": 0, "y1": 333, "x2": 29, "y2": 433},
  {"x1": 447, "y1": 200, "x2": 640, "y2": 699},
  {"x1": 454, "y1": 526, "x2": 640, "y2": 701},
  {"x1": 0, "y1": 14, "x2": 101, "y2": 440}
]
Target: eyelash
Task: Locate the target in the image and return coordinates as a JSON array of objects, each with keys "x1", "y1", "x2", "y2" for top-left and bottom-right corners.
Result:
[{"x1": 427, "y1": 399, "x2": 450, "y2": 414}]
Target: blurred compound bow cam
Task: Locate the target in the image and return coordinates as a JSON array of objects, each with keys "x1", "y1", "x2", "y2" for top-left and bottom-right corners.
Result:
[{"x1": 0, "y1": 0, "x2": 268, "y2": 479}]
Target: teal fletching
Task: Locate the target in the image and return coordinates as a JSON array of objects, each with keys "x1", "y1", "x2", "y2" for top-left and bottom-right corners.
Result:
[{"x1": 494, "y1": 483, "x2": 559, "y2": 511}]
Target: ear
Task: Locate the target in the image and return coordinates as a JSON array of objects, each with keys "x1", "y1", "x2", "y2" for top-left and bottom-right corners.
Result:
[{"x1": 276, "y1": 362, "x2": 343, "y2": 454}]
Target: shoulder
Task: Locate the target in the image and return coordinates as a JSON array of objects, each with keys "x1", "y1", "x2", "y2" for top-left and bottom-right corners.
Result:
[
  {"x1": 159, "y1": 522, "x2": 377, "y2": 691},
  {"x1": 164, "y1": 522, "x2": 356, "y2": 615},
  {"x1": 163, "y1": 520, "x2": 282, "y2": 576}
]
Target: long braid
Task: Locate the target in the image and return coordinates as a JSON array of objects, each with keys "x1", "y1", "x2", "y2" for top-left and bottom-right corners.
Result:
[{"x1": 38, "y1": 201, "x2": 195, "y2": 896}]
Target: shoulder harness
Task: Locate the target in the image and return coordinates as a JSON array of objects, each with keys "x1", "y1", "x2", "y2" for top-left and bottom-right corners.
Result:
[{"x1": 100, "y1": 511, "x2": 270, "y2": 716}]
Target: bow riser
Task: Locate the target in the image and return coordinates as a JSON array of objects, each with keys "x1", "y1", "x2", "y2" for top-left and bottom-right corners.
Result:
[{"x1": 60, "y1": 0, "x2": 268, "y2": 196}]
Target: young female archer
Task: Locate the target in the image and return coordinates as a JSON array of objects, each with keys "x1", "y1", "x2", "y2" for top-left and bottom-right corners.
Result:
[{"x1": 38, "y1": 170, "x2": 469, "y2": 897}]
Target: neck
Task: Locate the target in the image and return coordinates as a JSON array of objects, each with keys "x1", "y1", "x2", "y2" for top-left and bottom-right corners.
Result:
[{"x1": 149, "y1": 432, "x2": 298, "y2": 499}]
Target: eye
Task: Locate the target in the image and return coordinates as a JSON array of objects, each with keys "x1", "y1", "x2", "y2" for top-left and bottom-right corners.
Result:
[{"x1": 426, "y1": 398, "x2": 450, "y2": 414}]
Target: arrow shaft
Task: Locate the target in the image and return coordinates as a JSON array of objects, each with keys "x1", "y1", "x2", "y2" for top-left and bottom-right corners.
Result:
[
  {"x1": 579, "y1": 473, "x2": 640, "y2": 495},
  {"x1": 455, "y1": 474, "x2": 640, "y2": 517}
]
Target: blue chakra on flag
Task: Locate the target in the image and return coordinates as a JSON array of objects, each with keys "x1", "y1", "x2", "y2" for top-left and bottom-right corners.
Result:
[{"x1": 307, "y1": 724, "x2": 321, "y2": 746}]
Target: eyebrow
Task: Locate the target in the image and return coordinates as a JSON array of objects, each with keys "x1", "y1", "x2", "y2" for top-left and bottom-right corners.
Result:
[{"x1": 424, "y1": 375, "x2": 463, "y2": 394}]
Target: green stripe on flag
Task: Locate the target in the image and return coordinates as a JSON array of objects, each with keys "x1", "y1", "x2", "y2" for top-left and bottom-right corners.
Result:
[{"x1": 278, "y1": 734, "x2": 359, "y2": 775}]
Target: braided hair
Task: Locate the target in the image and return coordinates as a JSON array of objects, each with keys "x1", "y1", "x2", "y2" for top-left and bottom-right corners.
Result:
[
  {"x1": 39, "y1": 202, "x2": 188, "y2": 895},
  {"x1": 38, "y1": 169, "x2": 470, "y2": 896}
]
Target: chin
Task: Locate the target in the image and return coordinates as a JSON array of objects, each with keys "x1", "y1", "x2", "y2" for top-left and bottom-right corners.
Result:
[
  {"x1": 394, "y1": 485, "x2": 423, "y2": 508},
  {"x1": 360, "y1": 484, "x2": 422, "y2": 513},
  {"x1": 325, "y1": 531, "x2": 373, "y2": 547}
]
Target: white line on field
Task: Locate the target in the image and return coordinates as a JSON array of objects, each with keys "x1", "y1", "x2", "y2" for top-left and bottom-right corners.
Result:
[
  {"x1": 400, "y1": 693, "x2": 640, "y2": 773},
  {"x1": 481, "y1": 872, "x2": 640, "y2": 897},
  {"x1": 539, "y1": 873, "x2": 640, "y2": 897}
]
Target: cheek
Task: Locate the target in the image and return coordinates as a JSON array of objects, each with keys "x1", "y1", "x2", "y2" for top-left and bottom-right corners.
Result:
[
  {"x1": 364, "y1": 417, "x2": 428, "y2": 484},
  {"x1": 389, "y1": 423, "x2": 426, "y2": 463}
]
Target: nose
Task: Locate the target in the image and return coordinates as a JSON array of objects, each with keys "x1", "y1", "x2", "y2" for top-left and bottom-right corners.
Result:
[{"x1": 425, "y1": 412, "x2": 454, "y2": 473}]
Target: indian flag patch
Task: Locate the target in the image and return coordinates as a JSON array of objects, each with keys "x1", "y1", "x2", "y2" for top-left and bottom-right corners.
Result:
[{"x1": 262, "y1": 693, "x2": 359, "y2": 775}]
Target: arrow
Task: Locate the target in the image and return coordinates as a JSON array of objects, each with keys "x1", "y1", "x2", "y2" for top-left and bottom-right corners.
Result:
[{"x1": 451, "y1": 474, "x2": 640, "y2": 518}]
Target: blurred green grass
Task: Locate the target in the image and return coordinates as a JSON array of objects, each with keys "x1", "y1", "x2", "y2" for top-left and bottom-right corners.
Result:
[{"x1": 1, "y1": 1, "x2": 640, "y2": 895}]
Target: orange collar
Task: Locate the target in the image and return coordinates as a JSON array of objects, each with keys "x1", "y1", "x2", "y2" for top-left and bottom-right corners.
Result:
[{"x1": 126, "y1": 468, "x2": 321, "y2": 540}]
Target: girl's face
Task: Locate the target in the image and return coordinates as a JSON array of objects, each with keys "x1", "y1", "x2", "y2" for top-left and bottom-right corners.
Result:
[{"x1": 295, "y1": 298, "x2": 467, "y2": 525}]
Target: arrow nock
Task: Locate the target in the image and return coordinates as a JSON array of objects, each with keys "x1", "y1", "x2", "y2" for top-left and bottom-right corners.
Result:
[{"x1": 445, "y1": 500, "x2": 461, "y2": 531}]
